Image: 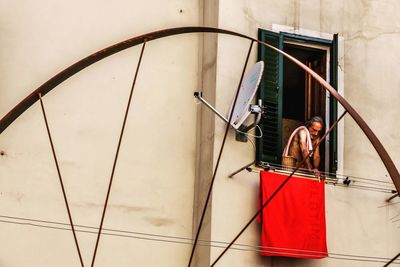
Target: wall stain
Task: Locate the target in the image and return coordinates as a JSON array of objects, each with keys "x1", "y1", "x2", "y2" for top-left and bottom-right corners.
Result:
[
  {"x1": 243, "y1": 4, "x2": 258, "y2": 27},
  {"x1": 144, "y1": 217, "x2": 175, "y2": 227},
  {"x1": 347, "y1": 30, "x2": 400, "y2": 42},
  {"x1": 294, "y1": 0, "x2": 300, "y2": 30},
  {"x1": 74, "y1": 202, "x2": 155, "y2": 214},
  {"x1": 4, "y1": 192, "x2": 24, "y2": 202},
  {"x1": 112, "y1": 204, "x2": 155, "y2": 213}
]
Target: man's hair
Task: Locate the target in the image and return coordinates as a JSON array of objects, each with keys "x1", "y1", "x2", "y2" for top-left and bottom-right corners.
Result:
[{"x1": 305, "y1": 116, "x2": 324, "y2": 128}]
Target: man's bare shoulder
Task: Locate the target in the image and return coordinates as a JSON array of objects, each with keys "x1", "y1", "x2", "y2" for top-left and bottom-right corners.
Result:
[{"x1": 297, "y1": 128, "x2": 308, "y2": 140}]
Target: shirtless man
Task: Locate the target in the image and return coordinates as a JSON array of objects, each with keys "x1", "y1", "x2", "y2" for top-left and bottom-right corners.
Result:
[{"x1": 287, "y1": 116, "x2": 324, "y2": 176}]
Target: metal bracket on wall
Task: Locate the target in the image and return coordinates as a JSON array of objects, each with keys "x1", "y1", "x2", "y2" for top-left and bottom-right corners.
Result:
[{"x1": 386, "y1": 192, "x2": 399, "y2": 202}]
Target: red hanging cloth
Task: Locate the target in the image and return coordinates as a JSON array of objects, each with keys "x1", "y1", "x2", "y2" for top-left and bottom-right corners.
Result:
[{"x1": 258, "y1": 171, "x2": 328, "y2": 259}]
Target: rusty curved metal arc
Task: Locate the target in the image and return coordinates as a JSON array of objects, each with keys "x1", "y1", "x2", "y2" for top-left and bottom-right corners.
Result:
[
  {"x1": 0, "y1": 27, "x2": 247, "y2": 136},
  {"x1": 0, "y1": 26, "x2": 399, "y2": 192}
]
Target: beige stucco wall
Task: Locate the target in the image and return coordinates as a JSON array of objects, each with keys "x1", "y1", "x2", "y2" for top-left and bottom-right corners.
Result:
[
  {"x1": 0, "y1": 1, "x2": 201, "y2": 266},
  {"x1": 1, "y1": 0, "x2": 400, "y2": 267},
  {"x1": 209, "y1": 0, "x2": 400, "y2": 266}
]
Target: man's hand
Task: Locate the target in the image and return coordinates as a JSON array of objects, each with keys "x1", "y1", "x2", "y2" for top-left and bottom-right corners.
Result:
[{"x1": 313, "y1": 168, "x2": 321, "y2": 178}]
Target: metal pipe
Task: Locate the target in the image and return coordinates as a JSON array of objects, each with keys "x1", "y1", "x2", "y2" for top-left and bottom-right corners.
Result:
[
  {"x1": 194, "y1": 92, "x2": 232, "y2": 126},
  {"x1": 228, "y1": 160, "x2": 256, "y2": 178},
  {"x1": 386, "y1": 193, "x2": 399, "y2": 202}
]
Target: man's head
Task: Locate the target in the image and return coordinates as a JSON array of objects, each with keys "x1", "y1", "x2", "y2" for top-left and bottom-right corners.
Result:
[{"x1": 306, "y1": 116, "x2": 324, "y2": 140}]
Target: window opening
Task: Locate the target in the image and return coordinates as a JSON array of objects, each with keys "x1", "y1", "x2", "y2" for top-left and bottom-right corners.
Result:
[
  {"x1": 282, "y1": 42, "x2": 329, "y2": 172},
  {"x1": 256, "y1": 29, "x2": 338, "y2": 175}
]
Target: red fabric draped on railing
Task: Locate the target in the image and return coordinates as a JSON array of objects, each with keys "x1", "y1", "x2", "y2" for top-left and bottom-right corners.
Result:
[{"x1": 258, "y1": 171, "x2": 328, "y2": 259}]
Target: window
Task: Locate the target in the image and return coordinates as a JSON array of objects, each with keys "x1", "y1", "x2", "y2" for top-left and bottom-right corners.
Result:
[{"x1": 256, "y1": 28, "x2": 339, "y2": 174}]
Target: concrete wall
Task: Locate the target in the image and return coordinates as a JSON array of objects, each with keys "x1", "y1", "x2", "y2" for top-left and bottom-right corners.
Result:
[
  {"x1": 0, "y1": 0, "x2": 399, "y2": 267},
  {"x1": 208, "y1": 0, "x2": 400, "y2": 266},
  {"x1": 0, "y1": 1, "x2": 201, "y2": 266}
]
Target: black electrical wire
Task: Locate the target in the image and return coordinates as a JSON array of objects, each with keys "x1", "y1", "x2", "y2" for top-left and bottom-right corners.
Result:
[{"x1": 0, "y1": 214, "x2": 399, "y2": 265}]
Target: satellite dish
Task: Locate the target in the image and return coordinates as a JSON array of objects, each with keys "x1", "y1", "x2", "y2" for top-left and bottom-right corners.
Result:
[
  {"x1": 230, "y1": 61, "x2": 264, "y2": 129},
  {"x1": 194, "y1": 60, "x2": 264, "y2": 142}
]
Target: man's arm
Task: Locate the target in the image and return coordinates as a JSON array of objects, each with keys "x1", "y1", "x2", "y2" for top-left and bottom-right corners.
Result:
[
  {"x1": 298, "y1": 129, "x2": 313, "y2": 170},
  {"x1": 313, "y1": 138, "x2": 321, "y2": 170}
]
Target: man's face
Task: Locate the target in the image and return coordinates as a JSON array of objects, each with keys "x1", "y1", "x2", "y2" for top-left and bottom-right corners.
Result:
[{"x1": 308, "y1": 122, "x2": 323, "y2": 140}]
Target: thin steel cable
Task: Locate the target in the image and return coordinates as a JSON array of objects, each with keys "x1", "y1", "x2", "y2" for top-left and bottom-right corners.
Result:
[
  {"x1": 328, "y1": 255, "x2": 400, "y2": 265},
  {"x1": 38, "y1": 93, "x2": 85, "y2": 267},
  {"x1": 236, "y1": 165, "x2": 396, "y2": 193},
  {"x1": 331, "y1": 172, "x2": 393, "y2": 185},
  {"x1": 210, "y1": 111, "x2": 347, "y2": 266},
  {"x1": 343, "y1": 185, "x2": 393, "y2": 193},
  {"x1": 244, "y1": 167, "x2": 396, "y2": 193},
  {"x1": 1, "y1": 215, "x2": 399, "y2": 265},
  {"x1": 249, "y1": 165, "x2": 396, "y2": 194},
  {"x1": 264, "y1": 162, "x2": 395, "y2": 186},
  {"x1": 90, "y1": 41, "x2": 146, "y2": 267},
  {"x1": 187, "y1": 40, "x2": 255, "y2": 267},
  {"x1": 0, "y1": 215, "x2": 390, "y2": 260}
]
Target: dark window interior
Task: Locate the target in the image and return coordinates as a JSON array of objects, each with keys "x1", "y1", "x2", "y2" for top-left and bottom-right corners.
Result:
[{"x1": 282, "y1": 44, "x2": 327, "y2": 171}]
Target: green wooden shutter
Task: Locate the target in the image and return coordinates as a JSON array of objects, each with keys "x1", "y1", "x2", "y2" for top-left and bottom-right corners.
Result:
[
  {"x1": 329, "y1": 33, "x2": 339, "y2": 173},
  {"x1": 256, "y1": 29, "x2": 283, "y2": 164}
]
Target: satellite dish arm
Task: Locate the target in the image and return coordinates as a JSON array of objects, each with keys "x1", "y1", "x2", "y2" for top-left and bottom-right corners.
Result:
[
  {"x1": 194, "y1": 92, "x2": 263, "y2": 137},
  {"x1": 194, "y1": 91, "x2": 233, "y2": 127}
]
